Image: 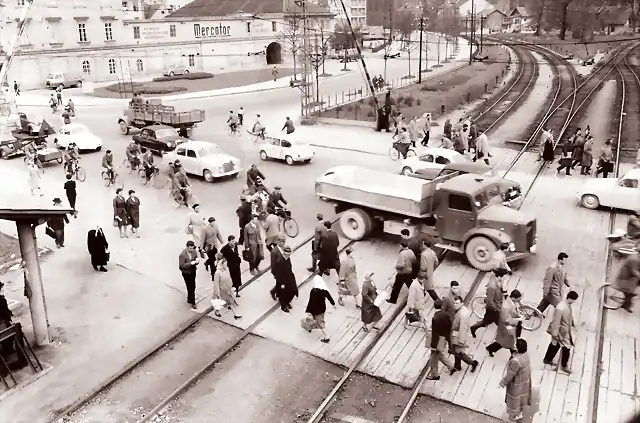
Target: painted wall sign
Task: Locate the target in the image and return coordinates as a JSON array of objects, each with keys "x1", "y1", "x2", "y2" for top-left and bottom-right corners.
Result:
[
  {"x1": 142, "y1": 26, "x2": 169, "y2": 41},
  {"x1": 193, "y1": 23, "x2": 231, "y2": 38}
]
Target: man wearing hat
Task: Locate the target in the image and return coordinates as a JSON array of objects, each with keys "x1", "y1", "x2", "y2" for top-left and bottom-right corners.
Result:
[
  {"x1": 308, "y1": 213, "x2": 326, "y2": 273},
  {"x1": 269, "y1": 234, "x2": 287, "y2": 300},
  {"x1": 202, "y1": 217, "x2": 224, "y2": 278},
  {"x1": 48, "y1": 198, "x2": 69, "y2": 248},
  {"x1": 274, "y1": 245, "x2": 298, "y2": 312},
  {"x1": 268, "y1": 186, "x2": 287, "y2": 211},
  {"x1": 237, "y1": 196, "x2": 252, "y2": 245},
  {"x1": 243, "y1": 213, "x2": 264, "y2": 275}
]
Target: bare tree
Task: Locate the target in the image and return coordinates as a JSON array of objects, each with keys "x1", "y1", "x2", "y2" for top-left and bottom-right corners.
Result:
[
  {"x1": 395, "y1": 11, "x2": 418, "y2": 78},
  {"x1": 280, "y1": 16, "x2": 303, "y2": 81},
  {"x1": 315, "y1": 19, "x2": 332, "y2": 76}
]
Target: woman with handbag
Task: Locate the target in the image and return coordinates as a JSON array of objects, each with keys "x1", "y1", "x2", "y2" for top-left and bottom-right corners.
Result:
[
  {"x1": 303, "y1": 275, "x2": 335, "y2": 343},
  {"x1": 212, "y1": 253, "x2": 242, "y2": 319},
  {"x1": 337, "y1": 247, "x2": 360, "y2": 307},
  {"x1": 361, "y1": 272, "x2": 383, "y2": 332},
  {"x1": 87, "y1": 227, "x2": 109, "y2": 272}
]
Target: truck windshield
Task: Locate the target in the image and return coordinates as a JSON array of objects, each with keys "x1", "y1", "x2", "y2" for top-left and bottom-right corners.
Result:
[
  {"x1": 155, "y1": 128, "x2": 178, "y2": 139},
  {"x1": 473, "y1": 192, "x2": 490, "y2": 209}
]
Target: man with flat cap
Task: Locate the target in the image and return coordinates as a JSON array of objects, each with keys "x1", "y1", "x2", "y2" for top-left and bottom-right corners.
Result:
[
  {"x1": 308, "y1": 213, "x2": 326, "y2": 273},
  {"x1": 268, "y1": 185, "x2": 287, "y2": 211}
]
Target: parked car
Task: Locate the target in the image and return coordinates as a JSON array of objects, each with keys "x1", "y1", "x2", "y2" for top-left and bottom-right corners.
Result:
[
  {"x1": 578, "y1": 168, "x2": 640, "y2": 211},
  {"x1": 45, "y1": 72, "x2": 83, "y2": 89},
  {"x1": 163, "y1": 65, "x2": 190, "y2": 77},
  {"x1": 164, "y1": 140, "x2": 241, "y2": 182},
  {"x1": 132, "y1": 125, "x2": 186, "y2": 155},
  {"x1": 399, "y1": 147, "x2": 468, "y2": 176},
  {"x1": 259, "y1": 134, "x2": 314, "y2": 165},
  {"x1": 53, "y1": 123, "x2": 102, "y2": 151}
]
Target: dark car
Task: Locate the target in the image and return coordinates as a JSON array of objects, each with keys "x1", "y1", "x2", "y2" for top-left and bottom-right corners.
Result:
[
  {"x1": 409, "y1": 162, "x2": 523, "y2": 208},
  {"x1": 132, "y1": 124, "x2": 186, "y2": 155}
]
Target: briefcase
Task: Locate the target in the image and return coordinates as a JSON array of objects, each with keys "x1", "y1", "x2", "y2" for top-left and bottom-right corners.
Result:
[{"x1": 45, "y1": 226, "x2": 55, "y2": 239}]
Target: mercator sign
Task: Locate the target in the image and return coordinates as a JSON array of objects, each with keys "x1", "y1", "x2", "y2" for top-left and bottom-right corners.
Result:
[{"x1": 193, "y1": 23, "x2": 231, "y2": 38}]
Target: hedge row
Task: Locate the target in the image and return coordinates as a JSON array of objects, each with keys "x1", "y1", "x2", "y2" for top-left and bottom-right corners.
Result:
[{"x1": 152, "y1": 72, "x2": 214, "y2": 82}]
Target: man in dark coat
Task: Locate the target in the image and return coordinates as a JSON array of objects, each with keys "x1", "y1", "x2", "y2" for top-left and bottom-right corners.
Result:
[
  {"x1": 221, "y1": 235, "x2": 242, "y2": 296},
  {"x1": 274, "y1": 245, "x2": 298, "y2": 312},
  {"x1": 246, "y1": 164, "x2": 266, "y2": 189},
  {"x1": 236, "y1": 196, "x2": 252, "y2": 244},
  {"x1": 318, "y1": 221, "x2": 340, "y2": 276},
  {"x1": 269, "y1": 235, "x2": 286, "y2": 300},
  {"x1": 48, "y1": 198, "x2": 69, "y2": 248},
  {"x1": 178, "y1": 240, "x2": 199, "y2": 309},
  {"x1": 87, "y1": 227, "x2": 109, "y2": 272},
  {"x1": 426, "y1": 299, "x2": 456, "y2": 379},
  {"x1": 308, "y1": 213, "x2": 327, "y2": 272}
]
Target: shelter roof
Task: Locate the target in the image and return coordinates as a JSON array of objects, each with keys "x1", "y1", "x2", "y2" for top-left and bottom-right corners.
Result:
[
  {"x1": 0, "y1": 191, "x2": 73, "y2": 221},
  {"x1": 169, "y1": 0, "x2": 331, "y2": 18}
]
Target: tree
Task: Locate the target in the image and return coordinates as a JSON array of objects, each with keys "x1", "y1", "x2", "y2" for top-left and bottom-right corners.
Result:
[
  {"x1": 281, "y1": 16, "x2": 303, "y2": 81},
  {"x1": 315, "y1": 19, "x2": 332, "y2": 76},
  {"x1": 331, "y1": 21, "x2": 362, "y2": 71},
  {"x1": 395, "y1": 11, "x2": 418, "y2": 78}
]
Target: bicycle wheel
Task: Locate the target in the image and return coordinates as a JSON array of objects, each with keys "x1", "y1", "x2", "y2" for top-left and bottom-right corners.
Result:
[
  {"x1": 600, "y1": 284, "x2": 625, "y2": 310},
  {"x1": 138, "y1": 168, "x2": 149, "y2": 185},
  {"x1": 101, "y1": 171, "x2": 111, "y2": 187},
  {"x1": 406, "y1": 149, "x2": 417, "y2": 158},
  {"x1": 520, "y1": 304, "x2": 543, "y2": 331},
  {"x1": 284, "y1": 217, "x2": 300, "y2": 238},
  {"x1": 470, "y1": 296, "x2": 486, "y2": 319},
  {"x1": 123, "y1": 158, "x2": 132, "y2": 173},
  {"x1": 153, "y1": 174, "x2": 167, "y2": 189},
  {"x1": 389, "y1": 147, "x2": 400, "y2": 161},
  {"x1": 76, "y1": 166, "x2": 86, "y2": 182},
  {"x1": 114, "y1": 173, "x2": 124, "y2": 190}
]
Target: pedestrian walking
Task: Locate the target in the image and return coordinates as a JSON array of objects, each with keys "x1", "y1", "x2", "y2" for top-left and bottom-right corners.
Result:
[
  {"x1": 318, "y1": 221, "x2": 340, "y2": 277},
  {"x1": 469, "y1": 120, "x2": 478, "y2": 152},
  {"x1": 13, "y1": 81, "x2": 20, "y2": 96},
  {"x1": 188, "y1": 204, "x2": 207, "y2": 255},
  {"x1": 471, "y1": 268, "x2": 508, "y2": 337},
  {"x1": 126, "y1": 190, "x2": 141, "y2": 238},
  {"x1": 237, "y1": 195, "x2": 252, "y2": 244},
  {"x1": 361, "y1": 272, "x2": 382, "y2": 331},
  {"x1": 272, "y1": 66, "x2": 279, "y2": 81},
  {"x1": 451, "y1": 297, "x2": 479, "y2": 372},
  {"x1": 64, "y1": 174, "x2": 77, "y2": 217},
  {"x1": 262, "y1": 209, "x2": 282, "y2": 251},
  {"x1": 338, "y1": 247, "x2": 360, "y2": 307},
  {"x1": 543, "y1": 291, "x2": 578, "y2": 372},
  {"x1": 113, "y1": 188, "x2": 129, "y2": 238},
  {"x1": 274, "y1": 245, "x2": 298, "y2": 312},
  {"x1": 421, "y1": 113, "x2": 432, "y2": 146},
  {"x1": 441, "y1": 281, "x2": 461, "y2": 317},
  {"x1": 595, "y1": 139, "x2": 614, "y2": 178},
  {"x1": 406, "y1": 277, "x2": 427, "y2": 326},
  {"x1": 556, "y1": 151, "x2": 573, "y2": 177},
  {"x1": 581, "y1": 136, "x2": 594, "y2": 175},
  {"x1": 493, "y1": 242, "x2": 512, "y2": 272},
  {"x1": 243, "y1": 214, "x2": 264, "y2": 275},
  {"x1": 268, "y1": 235, "x2": 286, "y2": 300},
  {"x1": 220, "y1": 235, "x2": 242, "y2": 297},
  {"x1": 539, "y1": 128, "x2": 555, "y2": 162},
  {"x1": 27, "y1": 161, "x2": 42, "y2": 196},
  {"x1": 459, "y1": 124, "x2": 470, "y2": 153},
  {"x1": 87, "y1": 226, "x2": 109, "y2": 272},
  {"x1": 500, "y1": 338, "x2": 533, "y2": 422},
  {"x1": 308, "y1": 213, "x2": 326, "y2": 272},
  {"x1": 418, "y1": 239, "x2": 440, "y2": 302},
  {"x1": 569, "y1": 128, "x2": 585, "y2": 169},
  {"x1": 56, "y1": 86, "x2": 63, "y2": 106},
  {"x1": 537, "y1": 252, "x2": 570, "y2": 313},
  {"x1": 238, "y1": 107, "x2": 244, "y2": 126},
  {"x1": 202, "y1": 216, "x2": 224, "y2": 278},
  {"x1": 303, "y1": 275, "x2": 336, "y2": 343},
  {"x1": 387, "y1": 240, "x2": 416, "y2": 304},
  {"x1": 426, "y1": 300, "x2": 457, "y2": 380},
  {"x1": 443, "y1": 118, "x2": 452, "y2": 140},
  {"x1": 486, "y1": 289, "x2": 524, "y2": 357},
  {"x1": 48, "y1": 198, "x2": 69, "y2": 248},
  {"x1": 474, "y1": 129, "x2": 491, "y2": 165},
  {"x1": 178, "y1": 240, "x2": 199, "y2": 309},
  {"x1": 613, "y1": 252, "x2": 640, "y2": 313},
  {"x1": 212, "y1": 253, "x2": 242, "y2": 319}
]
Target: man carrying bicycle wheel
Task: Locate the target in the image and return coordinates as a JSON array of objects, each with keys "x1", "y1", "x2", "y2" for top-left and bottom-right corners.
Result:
[
  {"x1": 615, "y1": 253, "x2": 640, "y2": 313},
  {"x1": 393, "y1": 127, "x2": 411, "y2": 159},
  {"x1": 141, "y1": 148, "x2": 155, "y2": 181},
  {"x1": 102, "y1": 149, "x2": 114, "y2": 183}
]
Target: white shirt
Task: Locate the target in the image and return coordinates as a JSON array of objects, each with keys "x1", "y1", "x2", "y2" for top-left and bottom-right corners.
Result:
[{"x1": 476, "y1": 133, "x2": 490, "y2": 154}]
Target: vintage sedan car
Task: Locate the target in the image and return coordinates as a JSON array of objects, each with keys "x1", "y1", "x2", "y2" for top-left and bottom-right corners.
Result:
[
  {"x1": 132, "y1": 125, "x2": 186, "y2": 155},
  {"x1": 163, "y1": 65, "x2": 190, "y2": 77},
  {"x1": 578, "y1": 169, "x2": 640, "y2": 211},
  {"x1": 399, "y1": 147, "x2": 468, "y2": 176},
  {"x1": 164, "y1": 140, "x2": 241, "y2": 182},
  {"x1": 259, "y1": 134, "x2": 314, "y2": 165},
  {"x1": 53, "y1": 123, "x2": 102, "y2": 151}
]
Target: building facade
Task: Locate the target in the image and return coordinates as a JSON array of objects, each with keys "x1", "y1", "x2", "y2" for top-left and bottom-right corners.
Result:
[
  {"x1": 1, "y1": 0, "x2": 333, "y2": 90},
  {"x1": 328, "y1": 0, "x2": 367, "y2": 28}
]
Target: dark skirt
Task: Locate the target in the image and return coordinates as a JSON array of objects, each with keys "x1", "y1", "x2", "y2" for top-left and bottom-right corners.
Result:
[
  {"x1": 542, "y1": 141, "x2": 555, "y2": 162},
  {"x1": 361, "y1": 304, "x2": 382, "y2": 324},
  {"x1": 90, "y1": 251, "x2": 108, "y2": 267}
]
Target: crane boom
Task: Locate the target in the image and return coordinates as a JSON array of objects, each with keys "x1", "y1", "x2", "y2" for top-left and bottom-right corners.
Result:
[{"x1": 0, "y1": 0, "x2": 33, "y2": 87}]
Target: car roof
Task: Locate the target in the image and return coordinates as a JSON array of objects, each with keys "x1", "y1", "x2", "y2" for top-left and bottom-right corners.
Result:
[
  {"x1": 439, "y1": 173, "x2": 504, "y2": 194},
  {"x1": 144, "y1": 124, "x2": 174, "y2": 131},
  {"x1": 420, "y1": 147, "x2": 463, "y2": 159},
  {"x1": 176, "y1": 140, "x2": 218, "y2": 150},
  {"x1": 441, "y1": 161, "x2": 492, "y2": 173},
  {"x1": 623, "y1": 169, "x2": 640, "y2": 178}
]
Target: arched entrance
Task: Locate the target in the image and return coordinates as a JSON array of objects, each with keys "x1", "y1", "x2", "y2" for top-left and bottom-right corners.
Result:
[{"x1": 266, "y1": 42, "x2": 282, "y2": 65}]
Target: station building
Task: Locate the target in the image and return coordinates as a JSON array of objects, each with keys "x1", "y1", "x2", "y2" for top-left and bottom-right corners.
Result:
[{"x1": 1, "y1": 0, "x2": 334, "y2": 90}]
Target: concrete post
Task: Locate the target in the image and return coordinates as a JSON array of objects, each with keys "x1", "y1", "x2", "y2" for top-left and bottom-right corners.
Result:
[{"x1": 16, "y1": 221, "x2": 50, "y2": 345}]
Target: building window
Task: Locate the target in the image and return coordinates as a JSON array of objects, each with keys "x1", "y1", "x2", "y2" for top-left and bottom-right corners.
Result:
[
  {"x1": 188, "y1": 54, "x2": 195, "y2": 66},
  {"x1": 170, "y1": 24, "x2": 176, "y2": 37},
  {"x1": 246, "y1": 22, "x2": 251, "y2": 33},
  {"x1": 82, "y1": 60, "x2": 91, "y2": 74},
  {"x1": 78, "y1": 23, "x2": 87, "y2": 42},
  {"x1": 18, "y1": 0, "x2": 26, "y2": 5},
  {"x1": 108, "y1": 58, "x2": 116, "y2": 74},
  {"x1": 133, "y1": 26, "x2": 140, "y2": 39},
  {"x1": 272, "y1": 21, "x2": 277, "y2": 32},
  {"x1": 136, "y1": 59, "x2": 144, "y2": 72},
  {"x1": 104, "y1": 22, "x2": 113, "y2": 41}
]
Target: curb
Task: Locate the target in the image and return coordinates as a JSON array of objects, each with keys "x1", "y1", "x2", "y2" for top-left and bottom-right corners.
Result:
[
  {"x1": 309, "y1": 142, "x2": 388, "y2": 156},
  {"x1": 0, "y1": 247, "x2": 53, "y2": 275}
]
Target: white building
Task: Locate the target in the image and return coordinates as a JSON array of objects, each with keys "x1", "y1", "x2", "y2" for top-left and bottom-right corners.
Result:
[
  {"x1": 1, "y1": 0, "x2": 334, "y2": 90},
  {"x1": 328, "y1": 0, "x2": 367, "y2": 28}
]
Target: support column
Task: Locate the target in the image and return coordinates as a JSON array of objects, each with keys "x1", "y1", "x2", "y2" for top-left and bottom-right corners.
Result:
[{"x1": 16, "y1": 221, "x2": 50, "y2": 345}]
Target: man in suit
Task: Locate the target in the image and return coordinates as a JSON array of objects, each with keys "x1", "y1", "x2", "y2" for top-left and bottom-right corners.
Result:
[
  {"x1": 318, "y1": 221, "x2": 340, "y2": 276},
  {"x1": 263, "y1": 209, "x2": 282, "y2": 251},
  {"x1": 269, "y1": 235, "x2": 286, "y2": 300},
  {"x1": 308, "y1": 214, "x2": 326, "y2": 272},
  {"x1": 221, "y1": 235, "x2": 242, "y2": 296},
  {"x1": 237, "y1": 196, "x2": 252, "y2": 244},
  {"x1": 537, "y1": 252, "x2": 570, "y2": 313},
  {"x1": 202, "y1": 217, "x2": 224, "y2": 278},
  {"x1": 178, "y1": 240, "x2": 199, "y2": 309},
  {"x1": 243, "y1": 214, "x2": 264, "y2": 275},
  {"x1": 543, "y1": 291, "x2": 578, "y2": 373},
  {"x1": 426, "y1": 300, "x2": 456, "y2": 380},
  {"x1": 274, "y1": 245, "x2": 298, "y2": 312}
]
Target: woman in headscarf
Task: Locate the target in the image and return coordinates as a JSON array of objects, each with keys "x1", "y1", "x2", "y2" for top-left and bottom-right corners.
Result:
[
  {"x1": 113, "y1": 188, "x2": 129, "y2": 238},
  {"x1": 361, "y1": 272, "x2": 383, "y2": 332},
  {"x1": 540, "y1": 127, "x2": 555, "y2": 162},
  {"x1": 87, "y1": 226, "x2": 109, "y2": 272},
  {"x1": 304, "y1": 275, "x2": 336, "y2": 343},
  {"x1": 338, "y1": 247, "x2": 360, "y2": 307},
  {"x1": 188, "y1": 203, "x2": 207, "y2": 256},
  {"x1": 212, "y1": 253, "x2": 242, "y2": 319},
  {"x1": 126, "y1": 190, "x2": 141, "y2": 238}
]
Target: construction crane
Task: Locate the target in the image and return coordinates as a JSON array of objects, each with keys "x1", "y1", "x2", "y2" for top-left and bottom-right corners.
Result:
[{"x1": 0, "y1": 0, "x2": 34, "y2": 87}]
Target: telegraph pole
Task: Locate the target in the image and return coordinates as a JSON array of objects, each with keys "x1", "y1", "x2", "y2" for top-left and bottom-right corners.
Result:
[
  {"x1": 468, "y1": 0, "x2": 475, "y2": 65},
  {"x1": 296, "y1": 0, "x2": 312, "y2": 118},
  {"x1": 418, "y1": 14, "x2": 424, "y2": 83},
  {"x1": 480, "y1": 16, "x2": 485, "y2": 54}
]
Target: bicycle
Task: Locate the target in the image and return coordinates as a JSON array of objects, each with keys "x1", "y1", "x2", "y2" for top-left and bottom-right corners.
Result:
[
  {"x1": 138, "y1": 166, "x2": 160, "y2": 186},
  {"x1": 67, "y1": 161, "x2": 86, "y2": 182},
  {"x1": 227, "y1": 123, "x2": 241, "y2": 137},
  {"x1": 276, "y1": 208, "x2": 299, "y2": 238},
  {"x1": 389, "y1": 143, "x2": 417, "y2": 161},
  {"x1": 470, "y1": 296, "x2": 544, "y2": 331},
  {"x1": 247, "y1": 129, "x2": 266, "y2": 143},
  {"x1": 102, "y1": 168, "x2": 122, "y2": 188},
  {"x1": 598, "y1": 283, "x2": 627, "y2": 310},
  {"x1": 123, "y1": 157, "x2": 141, "y2": 174},
  {"x1": 170, "y1": 186, "x2": 192, "y2": 208}
]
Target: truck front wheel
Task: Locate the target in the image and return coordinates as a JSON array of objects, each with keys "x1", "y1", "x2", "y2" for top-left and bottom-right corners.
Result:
[
  {"x1": 465, "y1": 236, "x2": 497, "y2": 271},
  {"x1": 340, "y1": 208, "x2": 373, "y2": 240},
  {"x1": 119, "y1": 121, "x2": 130, "y2": 135}
]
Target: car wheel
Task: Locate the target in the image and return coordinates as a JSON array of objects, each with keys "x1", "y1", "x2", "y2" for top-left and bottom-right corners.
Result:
[
  {"x1": 119, "y1": 121, "x2": 129, "y2": 135},
  {"x1": 285, "y1": 155, "x2": 294, "y2": 165},
  {"x1": 303, "y1": 159, "x2": 311, "y2": 163},
  {"x1": 169, "y1": 71, "x2": 175, "y2": 76},
  {"x1": 339, "y1": 208, "x2": 374, "y2": 240},
  {"x1": 465, "y1": 236, "x2": 498, "y2": 271},
  {"x1": 203, "y1": 169, "x2": 214, "y2": 183},
  {"x1": 0, "y1": 149, "x2": 5, "y2": 159},
  {"x1": 581, "y1": 194, "x2": 600, "y2": 210},
  {"x1": 95, "y1": 146, "x2": 102, "y2": 152},
  {"x1": 76, "y1": 81, "x2": 83, "y2": 88},
  {"x1": 184, "y1": 70, "x2": 190, "y2": 74},
  {"x1": 401, "y1": 166, "x2": 413, "y2": 176},
  {"x1": 260, "y1": 150, "x2": 268, "y2": 161}
]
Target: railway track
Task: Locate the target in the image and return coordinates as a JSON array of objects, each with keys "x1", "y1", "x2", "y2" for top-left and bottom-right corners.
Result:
[
  {"x1": 589, "y1": 42, "x2": 640, "y2": 423},
  {"x1": 306, "y1": 43, "x2": 639, "y2": 423}
]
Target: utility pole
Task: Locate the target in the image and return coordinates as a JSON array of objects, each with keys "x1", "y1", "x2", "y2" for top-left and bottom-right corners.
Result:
[
  {"x1": 296, "y1": 0, "x2": 312, "y2": 119},
  {"x1": 480, "y1": 16, "x2": 484, "y2": 54},
  {"x1": 418, "y1": 14, "x2": 424, "y2": 83},
  {"x1": 468, "y1": 0, "x2": 475, "y2": 65},
  {"x1": 0, "y1": 0, "x2": 33, "y2": 87}
]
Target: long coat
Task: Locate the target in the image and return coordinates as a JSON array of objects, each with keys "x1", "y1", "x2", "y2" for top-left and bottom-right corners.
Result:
[
  {"x1": 418, "y1": 247, "x2": 438, "y2": 290},
  {"x1": 542, "y1": 262, "x2": 568, "y2": 307},
  {"x1": 87, "y1": 229, "x2": 109, "y2": 267},
  {"x1": 581, "y1": 139, "x2": 593, "y2": 167},
  {"x1": 319, "y1": 230, "x2": 340, "y2": 267},
  {"x1": 221, "y1": 242, "x2": 242, "y2": 290},
  {"x1": 547, "y1": 300, "x2": 574, "y2": 349},
  {"x1": 571, "y1": 135, "x2": 584, "y2": 161},
  {"x1": 338, "y1": 254, "x2": 359, "y2": 296},
  {"x1": 615, "y1": 253, "x2": 640, "y2": 293},
  {"x1": 451, "y1": 305, "x2": 472, "y2": 349},
  {"x1": 113, "y1": 195, "x2": 129, "y2": 226},
  {"x1": 274, "y1": 257, "x2": 298, "y2": 304},
  {"x1": 243, "y1": 222, "x2": 264, "y2": 262},
  {"x1": 361, "y1": 279, "x2": 382, "y2": 324},
  {"x1": 501, "y1": 352, "x2": 532, "y2": 420},
  {"x1": 494, "y1": 297, "x2": 520, "y2": 350},
  {"x1": 126, "y1": 196, "x2": 140, "y2": 228},
  {"x1": 213, "y1": 267, "x2": 237, "y2": 307}
]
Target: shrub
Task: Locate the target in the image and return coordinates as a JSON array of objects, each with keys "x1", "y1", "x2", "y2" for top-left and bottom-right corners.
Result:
[
  {"x1": 152, "y1": 71, "x2": 214, "y2": 82},
  {"x1": 387, "y1": 96, "x2": 397, "y2": 105},
  {"x1": 397, "y1": 95, "x2": 405, "y2": 103},
  {"x1": 421, "y1": 85, "x2": 438, "y2": 92},
  {"x1": 104, "y1": 82, "x2": 187, "y2": 95},
  {"x1": 368, "y1": 98, "x2": 377, "y2": 106},
  {"x1": 136, "y1": 86, "x2": 187, "y2": 95}
]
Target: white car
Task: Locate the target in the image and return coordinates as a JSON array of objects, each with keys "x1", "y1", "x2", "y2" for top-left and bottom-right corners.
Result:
[
  {"x1": 53, "y1": 123, "x2": 102, "y2": 151},
  {"x1": 259, "y1": 134, "x2": 314, "y2": 165},
  {"x1": 165, "y1": 140, "x2": 241, "y2": 182},
  {"x1": 399, "y1": 147, "x2": 468, "y2": 176},
  {"x1": 578, "y1": 168, "x2": 640, "y2": 211}
]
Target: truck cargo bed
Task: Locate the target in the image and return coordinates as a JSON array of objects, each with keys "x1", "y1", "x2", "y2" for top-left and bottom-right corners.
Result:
[{"x1": 129, "y1": 103, "x2": 205, "y2": 126}]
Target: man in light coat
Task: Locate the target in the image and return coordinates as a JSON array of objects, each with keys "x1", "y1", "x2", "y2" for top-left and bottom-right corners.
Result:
[
  {"x1": 486, "y1": 289, "x2": 523, "y2": 357},
  {"x1": 243, "y1": 214, "x2": 264, "y2": 275},
  {"x1": 543, "y1": 291, "x2": 578, "y2": 373},
  {"x1": 407, "y1": 277, "x2": 427, "y2": 325},
  {"x1": 450, "y1": 297, "x2": 479, "y2": 372},
  {"x1": 474, "y1": 129, "x2": 491, "y2": 165},
  {"x1": 537, "y1": 252, "x2": 570, "y2": 313},
  {"x1": 202, "y1": 217, "x2": 224, "y2": 278},
  {"x1": 418, "y1": 240, "x2": 440, "y2": 302},
  {"x1": 388, "y1": 240, "x2": 416, "y2": 304},
  {"x1": 262, "y1": 209, "x2": 282, "y2": 251}
]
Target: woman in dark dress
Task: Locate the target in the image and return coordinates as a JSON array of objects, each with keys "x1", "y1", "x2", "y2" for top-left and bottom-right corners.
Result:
[
  {"x1": 361, "y1": 272, "x2": 383, "y2": 332},
  {"x1": 87, "y1": 227, "x2": 109, "y2": 272},
  {"x1": 113, "y1": 188, "x2": 129, "y2": 238},
  {"x1": 221, "y1": 235, "x2": 242, "y2": 296},
  {"x1": 275, "y1": 245, "x2": 298, "y2": 312},
  {"x1": 126, "y1": 190, "x2": 141, "y2": 238}
]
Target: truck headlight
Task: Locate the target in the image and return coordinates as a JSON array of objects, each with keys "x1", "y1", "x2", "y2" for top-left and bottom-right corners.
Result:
[
  {"x1": 530, "y1": 245, "x2": 537, "y2": 254},
  {"x1": 509, "y1": 242, "x2": 516, "y2": 252},
  {"x1": 167, "y1": 142, "x2": 174, "y2": 147}
]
